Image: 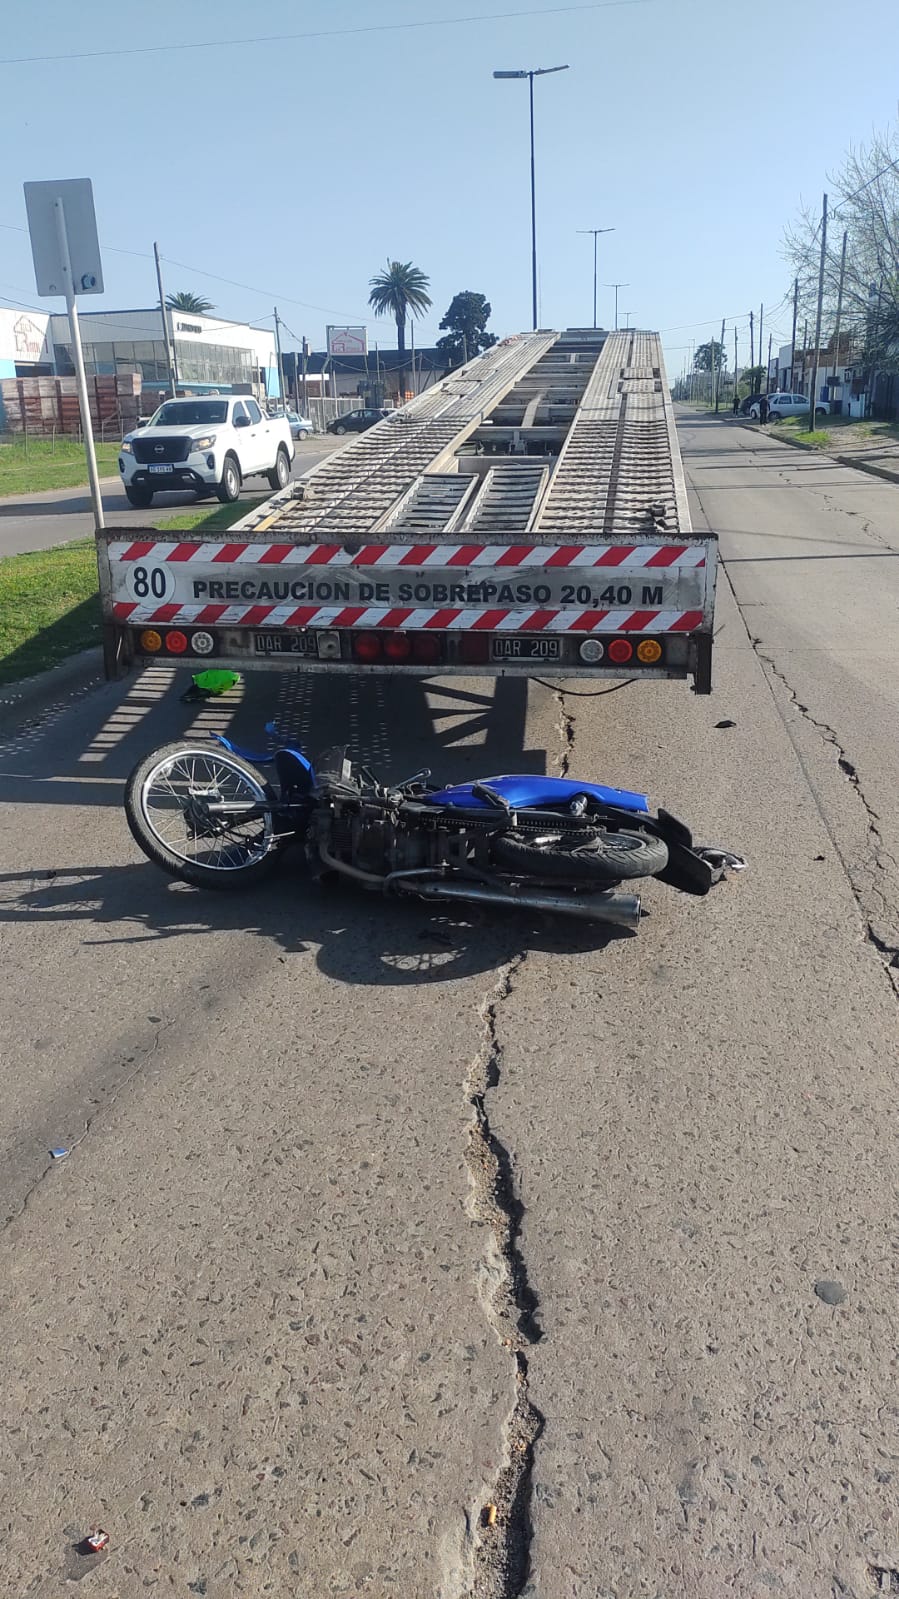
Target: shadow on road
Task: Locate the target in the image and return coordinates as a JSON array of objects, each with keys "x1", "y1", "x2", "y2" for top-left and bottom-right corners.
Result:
[
  {"x1": 0, "y1": 856, "x2": 627, "y2": 986},
  {"x1": 0, "y1": 665, "x2": 546, "y2": 805}
]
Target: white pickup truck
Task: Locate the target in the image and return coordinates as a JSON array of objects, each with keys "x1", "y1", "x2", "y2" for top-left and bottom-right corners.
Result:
[{"x1": 119, "y1": 396, "x2": 294, "y2": 509}]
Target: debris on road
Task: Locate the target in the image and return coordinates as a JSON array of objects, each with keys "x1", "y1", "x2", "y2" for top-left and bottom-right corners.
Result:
[
  {"x1": 814, "y1": 1279, "x2": 848, "y2": 1306},
  {"x1": 715, "y1": 718, "x2": 737, "y2": 729},
  {"x1": 181, "y1": 670, "x2": 242, "y2": 703},
  {"x1": 482, "y1": 1503, "x2": 499, "y2": 1527},
  {"x1": 82, "y1": 1528, "x2": 110, "y2": 1553},
  {"x1": 49, "y1": 1147, "x2": 69, "y2": 1160}
]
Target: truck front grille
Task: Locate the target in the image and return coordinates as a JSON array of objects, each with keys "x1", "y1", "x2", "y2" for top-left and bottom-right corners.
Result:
[{"x1": 133, "y1": 435, "x2": 191, "y2": 464}]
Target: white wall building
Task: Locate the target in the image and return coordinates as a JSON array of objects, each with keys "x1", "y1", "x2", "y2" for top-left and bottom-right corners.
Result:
[{"x1": 0, "y1": 304, "x2": 279, "y2": 399}]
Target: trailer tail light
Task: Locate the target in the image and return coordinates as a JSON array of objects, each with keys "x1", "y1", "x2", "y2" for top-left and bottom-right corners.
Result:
[
  {"x1": 459, "y1": 634, "x2": 490, "y2": 665},
  {"x1": 607, "y1": 638, "x2": 633, "y2": 664},
  {"x1": 383, "y1": 632, "x2": 412, "y2": 661},
  {"x1": 164, "y1": 630, "x2": 189, "y2": 655},
  {"x1": 353, "y1": 631, "x2": 382, "y2": 662},
  {"x1": 636, "y1": 638, "x2": 662, "y2": 664},
  {"x1": 139, "y1": 629, "x2": 163, "y2": 653},
  {"x1": 411, "y1": 633, "x2": 442, "y2": 664}
]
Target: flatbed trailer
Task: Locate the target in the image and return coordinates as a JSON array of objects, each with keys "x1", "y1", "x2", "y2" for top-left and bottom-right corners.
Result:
[{"x1": 98, "y1": 328, "x2": 717, "y2": 691}]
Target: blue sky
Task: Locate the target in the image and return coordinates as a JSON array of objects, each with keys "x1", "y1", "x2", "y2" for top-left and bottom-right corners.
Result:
[{"x1": 1, "y1": 0, "x2": 897, "y2": 378}]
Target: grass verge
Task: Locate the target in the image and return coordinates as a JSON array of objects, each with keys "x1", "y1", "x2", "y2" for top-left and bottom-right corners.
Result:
[
  {"x1": 0, "y1": 499, "x2": 254, "y2": 687},
  {"x1": 0, "y1": 539, "x2": 101, "y2": 686},
  {"x1": 0, "y1": 438, "x2": 122, "y2": 497},
  {"x1": 153, "y1": 499, "x2": 255, "y2": 532}
]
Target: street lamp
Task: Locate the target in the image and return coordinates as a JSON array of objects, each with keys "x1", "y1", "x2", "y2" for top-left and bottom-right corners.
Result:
[
  {"x1": 577, "y1": 228, "x2": 614, "y2": 329},
  {"x1": 621, "y1": 310, "x2": 632, "y2": 328},
  {"x1": 494, "y1": 65, "x2": 569, "y2": 331},
  {"x1": 604, "y1": 281, "x2": 630, "y2": 331}
]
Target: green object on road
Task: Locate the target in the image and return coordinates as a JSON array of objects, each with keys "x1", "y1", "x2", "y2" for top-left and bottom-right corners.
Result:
[{"x1": 181, "y1": 669, "x2": 242, "y2": 702}]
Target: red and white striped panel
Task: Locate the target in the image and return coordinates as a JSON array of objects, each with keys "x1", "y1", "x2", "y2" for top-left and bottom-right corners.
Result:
[
  {"x1": 114, "y1": 601, "x2": 705, "y2": 633},
  {"x1": 108, "y1": 539, "x2": 706, "y2": 570}
]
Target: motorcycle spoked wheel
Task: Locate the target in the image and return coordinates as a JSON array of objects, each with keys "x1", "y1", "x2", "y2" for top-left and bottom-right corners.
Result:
[
  {"x1": 490, "y1": 827, "x2": 668, "y2": 884},
  {"x1": 125, "y1": 743, "x2": 281, "y2": 890}
]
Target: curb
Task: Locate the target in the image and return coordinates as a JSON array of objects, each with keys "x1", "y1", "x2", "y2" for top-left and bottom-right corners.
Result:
[
  {"x1": 0, "y1": 647, "x2": 105, "y2": 740},
  {"x1": 736, "y1": 421, "x2": 899, "y2": 486}
]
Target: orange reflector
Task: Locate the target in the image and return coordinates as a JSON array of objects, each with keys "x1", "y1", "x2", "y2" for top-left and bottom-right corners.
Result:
[
  {"x1": 165, "y1": 630, "x2": 188, "y2": 655},
  {"x1": 139, "y1": 629, "x2": 163, "y2": 653},
  {"x1": 608, "y1": 638, "x2": 633, "y2": 664},
  {"x1": 636, "y1": 638, "x2": 662, "y2": 664}
]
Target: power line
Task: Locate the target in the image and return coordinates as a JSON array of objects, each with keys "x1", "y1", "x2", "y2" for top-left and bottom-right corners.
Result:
[
  {"x1": 0, "y1": 219, "x2": 393, "y2": 328},
  {"x1": 0, "y1": 0, "x2": 658, "y2": 67}
]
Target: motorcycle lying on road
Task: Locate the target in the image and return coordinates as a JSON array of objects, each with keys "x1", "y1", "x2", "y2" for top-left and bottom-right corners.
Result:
[{"x1": 124, "y1": 735, "x2": 744, "y2": 933}]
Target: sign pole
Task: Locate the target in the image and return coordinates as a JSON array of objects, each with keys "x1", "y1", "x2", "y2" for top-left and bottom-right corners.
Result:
[{"x1": 54, "y1": 197, "x2": 104, "y2": 531}]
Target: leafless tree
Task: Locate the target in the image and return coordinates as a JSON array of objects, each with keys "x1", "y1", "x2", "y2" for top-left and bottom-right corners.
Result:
[{"x1": 783, "y1": 123, "x2": 899, "y2": 367}]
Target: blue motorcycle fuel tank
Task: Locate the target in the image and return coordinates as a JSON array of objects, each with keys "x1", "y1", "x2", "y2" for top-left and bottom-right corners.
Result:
[{"x1": 426, "y1": 775, "x2": 650, "y2": 813}]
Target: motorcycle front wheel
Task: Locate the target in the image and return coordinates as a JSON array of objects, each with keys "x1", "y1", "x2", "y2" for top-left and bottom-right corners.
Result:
[
  {"x1": 491, "y1": 827, "x2": 668, "y2": 884},
  {"x1": 124, "y1": 742, "x2": 280, "y2": 890}
]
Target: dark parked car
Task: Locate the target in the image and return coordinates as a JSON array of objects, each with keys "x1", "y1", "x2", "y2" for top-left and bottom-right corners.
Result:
[
  {"x1": 739, "y1": 393, "x2": 768, "y2": 416},
  {"x1": 327, "y1": 407, "x2": 391, "y2": 436}
]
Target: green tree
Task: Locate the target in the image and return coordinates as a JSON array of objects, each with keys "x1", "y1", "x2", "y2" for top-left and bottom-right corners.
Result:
[
  {"x1": 436, "y1": 290, "x2": 497, "y2": 368},
  {"x1": 368, "y1": 260, "x2": 432, "y2": 396},
  {"x1": 165, "y1": 290, "x2": 215, "y2": 314},
  {"x1": 694, "y1": 339, "x2": 726, "y2": 374}
]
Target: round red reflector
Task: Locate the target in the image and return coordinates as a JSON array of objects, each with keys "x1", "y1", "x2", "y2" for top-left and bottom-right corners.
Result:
[
  {"x1": 165, "y1": 630, "x2": 189, "y2": 655},
  {"x1": 353, "y1": 631, "x2": 382, "y2": 662},
  {"x1": 383, "y1": 632, "x2": 411, "y2": 661},
  {"x1": 607, "y1": 638, "x2": 633, "y2": 664},
  {"x1": 412, "y1": 632, "x2": 442, "y2": 664}
]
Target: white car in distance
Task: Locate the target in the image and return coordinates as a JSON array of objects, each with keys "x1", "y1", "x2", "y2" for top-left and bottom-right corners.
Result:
[{"x1": 119, "y1": 396, "x2": 295, "y2": 508}]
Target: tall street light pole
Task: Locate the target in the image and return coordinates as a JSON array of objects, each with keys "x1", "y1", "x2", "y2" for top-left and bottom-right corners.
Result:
[
  {"x1": 604, "y1": 281, "x2": 630, "y2": 331},
  {"x1": 577, "y1": 227, "x2": 614, "y2": 328},
  {"x1": 494, "y1": 64, "x2": 569, "y2": 331}
]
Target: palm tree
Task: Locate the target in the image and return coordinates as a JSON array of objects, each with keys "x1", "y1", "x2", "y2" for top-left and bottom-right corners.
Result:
[
  {"x1": 165, "y1": 290, "x2": 215, "y2": 315},
  {"x1": 368, "y1": 261, "x2": 432, "y2": 398}
]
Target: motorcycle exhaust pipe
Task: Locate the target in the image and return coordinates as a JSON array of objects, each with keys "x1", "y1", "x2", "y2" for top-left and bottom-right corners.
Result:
[{"x1": 410, "y1": 880, "x2": 642, "y2": 932}]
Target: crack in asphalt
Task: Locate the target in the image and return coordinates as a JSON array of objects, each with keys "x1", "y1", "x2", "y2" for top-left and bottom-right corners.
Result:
[
  {"x1": 461, "y1": 956, "x2": 543, "y2": 1598},
  {"x1": 553, "y1": 690, "x2": 575, "y2": 778},
  {"x1": 746, "y1": 637, "x2": 899, "y2": 992},
  {"x1": 0, "y1": 1019, "x2": 173, "y2": 1237}
]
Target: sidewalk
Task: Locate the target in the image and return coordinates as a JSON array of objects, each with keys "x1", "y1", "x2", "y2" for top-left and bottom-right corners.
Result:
[{"x1": 746, "y1": 416, "x2": 899, "y2": 486}]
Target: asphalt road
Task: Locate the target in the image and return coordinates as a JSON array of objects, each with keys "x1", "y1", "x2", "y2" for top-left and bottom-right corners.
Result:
[
  {"x1": 0, "y1": 416, "x2": 897, "y2": 1597},
  {"x1": 0, "y1": 436, "x2": 341, "y2": 557}
]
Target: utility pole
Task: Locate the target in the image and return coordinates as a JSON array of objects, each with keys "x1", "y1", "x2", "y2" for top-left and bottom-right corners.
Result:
[
  {"x1": 830, "y1": 228, "x2": 848, "y2": 402},
  {"x1": 800, "y1": 318, "x2": 808, "y2": 393},
  {"x1": 710, "y1": 336, "x2": 717, "y2": 413},
  {"x1": 577, "y1": 227, "x2": 614, "y2": 328},
  {"x1": 605, "y1": 282, "x2": 629, "y2": 331},
  {"x1": 302, "y1": 336, "x2": 309, "y2": 411},
  {"x1": 789, "y1": 276, "x2": 799, "y2": 390},
  {"x1": 807, "y1": 192, "x2": 827, "y2": 426},
  {"x1": 749, "y1": 310, "x2": 755, "y2": 380},
  {"x1": 758, "y1": 302, "x2": 764, "y2": 392},
  {"x1": 715, "y1": 317, "x2": 725, "y2": 412},
  {"x1": 733, "y1": 324, "x2": 738, "y2": 408},
  {"x1": 767, "y1": 333, "x2": 773, "y2": 391},
  {"x1": 273, "y1": 307, "x2": 286, "y2": 411},
  {"x1": 154, "y1": 241, "x2": 177, "y2": 399}
]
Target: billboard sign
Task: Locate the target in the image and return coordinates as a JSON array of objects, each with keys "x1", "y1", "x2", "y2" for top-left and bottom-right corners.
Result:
[{"x1": 327, "y1": 325, "x2": 367, "y2": 358}]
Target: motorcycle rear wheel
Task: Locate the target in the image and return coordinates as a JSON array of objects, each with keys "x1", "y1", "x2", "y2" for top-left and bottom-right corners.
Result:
[
  {"x1": 492, "y1": 827, "x2": 667, "y2": 884},
  {"x1": 124, "y1": 742, "x2": 280, "y2": 890}
]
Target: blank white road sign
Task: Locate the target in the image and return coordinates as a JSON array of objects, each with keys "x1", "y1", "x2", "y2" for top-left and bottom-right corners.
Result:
[{"x1": 23, "y1": 178, "x2": 104, "y2": 297}]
